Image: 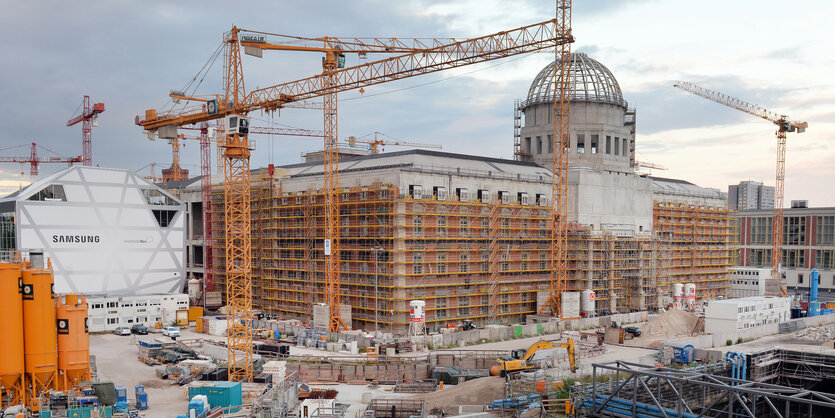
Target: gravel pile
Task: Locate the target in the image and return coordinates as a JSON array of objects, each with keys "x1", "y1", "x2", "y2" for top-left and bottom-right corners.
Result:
[{"x1": 796, "y1": 326, "x2": 835, "y2": 342}]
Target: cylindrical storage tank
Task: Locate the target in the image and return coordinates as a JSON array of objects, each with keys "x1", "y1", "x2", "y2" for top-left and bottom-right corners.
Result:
[
  {"x1": 684, "y1": 283, "x2": 696, "y2": 306},
  {"x1": 187, "y1": 278, "x2": 201, "y2": 301},
  {"x1": 0, "y1": 262, "x2": 25, "y2": 406},
  {"x1": 409, "y1": 300, "x2": 425, "y2": 323},
  {"x1": 580, "y1": 290, "x2": 596, "y2": 315},
  {"x1": 57, "y1": 293, "x2": 90, "y2": 391},
  {"x1": 672, "y1": 283, "x2": 684, "y2": 302},
  {"x1": 22, "y1": 265, "x2": 58, "y2": 408}
]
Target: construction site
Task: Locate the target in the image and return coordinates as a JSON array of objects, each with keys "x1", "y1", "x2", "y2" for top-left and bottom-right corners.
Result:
[{"x1": 1, "y1": 0, "x2": 833, "y2": 417}]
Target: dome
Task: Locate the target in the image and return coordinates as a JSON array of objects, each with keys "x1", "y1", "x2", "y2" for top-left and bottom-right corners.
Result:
[{"x1": 525, "y1": 52, "x2": 626, "y2": 108}]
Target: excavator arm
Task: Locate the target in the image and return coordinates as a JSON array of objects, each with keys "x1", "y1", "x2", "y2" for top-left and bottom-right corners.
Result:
[
  {"x1": 493, "y1": 338, "x2": 576, "y2": 375},
  {"x1": 522, "y1": 338, "x2": 575, "y2": 373}
]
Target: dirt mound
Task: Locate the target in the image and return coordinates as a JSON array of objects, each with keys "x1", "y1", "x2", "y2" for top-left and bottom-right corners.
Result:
[
  {"x1": 409, "y1": 376, "x2": 505, "y2": 413},
  {"x1": 641, "y1": 309, "x2": 698, "y2": 338},
  {"x1": 138, "y1": 379, "x2": 169, "y2": 389}
]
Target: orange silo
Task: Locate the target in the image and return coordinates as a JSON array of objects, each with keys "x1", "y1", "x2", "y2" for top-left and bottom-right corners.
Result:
[
  {"x1": 56, "y1": 293, "x2": 91, "y2": 390},
  {"x1": 21, "y1": 253, "x2": 58, "y2": 411},
  {"x1": 0, "y1": 262, "x2": 25, "y2": 408}
]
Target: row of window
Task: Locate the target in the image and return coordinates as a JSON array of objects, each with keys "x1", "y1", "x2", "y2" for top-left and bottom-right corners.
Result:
[
  {"x1": 747, "y1": 248, "x2": 835, "y2": 269},
  {"x1": 407, "y1": 185, "x2": 549, "y2": 206},
  {"x1": 746, "y1": 215, "x2": 835, "y2": 245},
  {"x1": 524, "y1": 134, "x2": 630, "y2": 157},
  {"x1": 105, "y1": 316, "x2": 161, "y2": 325}
]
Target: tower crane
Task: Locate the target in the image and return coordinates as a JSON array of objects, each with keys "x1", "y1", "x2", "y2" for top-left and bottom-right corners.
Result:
[
  {"x1": 673, "y1": 81, "x2": 808, "y2": 296},
  {"x1": 67, "y1": 96, "x2": 105, "y2": 166},
  {"x1": 0, "y1": 143, "x2": 82, "y2": 176},
  {"x1": 138, "y1": 5, "x2": 573, "y2": 382},
  {"x1": 538, "y1": 1, "x2": 573, "y2": 319},
  {"x1": 347, "y1": 131, "x2": 442, "y2": 154}
]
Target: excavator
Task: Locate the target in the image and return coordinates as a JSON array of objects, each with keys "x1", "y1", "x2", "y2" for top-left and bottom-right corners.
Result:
[{"x1": 490, "y1": 338, "x2": 576, "y2": 377}]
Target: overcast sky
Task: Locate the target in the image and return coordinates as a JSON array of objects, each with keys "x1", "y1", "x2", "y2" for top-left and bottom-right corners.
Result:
[{"x1": 2, "y1": 0, "x2": 833, "y2": 205}]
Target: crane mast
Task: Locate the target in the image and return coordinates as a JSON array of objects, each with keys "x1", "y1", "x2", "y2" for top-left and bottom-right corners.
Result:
[
  {"x1": 673, "y1": 81, "x2": 807, "y2": 296},
  {"x1": 67, "y1": 96, "x2": 105, "y2": 166},
  {"x1": 539, "y1": 0, "x2": 572, "y2": 319},
  {"x1": 139, "y1": 8, "x2": 573, "y2": 381}
]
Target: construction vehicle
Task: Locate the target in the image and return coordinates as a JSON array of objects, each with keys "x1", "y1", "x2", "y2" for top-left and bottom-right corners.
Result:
[{"x1": 490, "y1": 338, "x2": 576, "y2": 376}]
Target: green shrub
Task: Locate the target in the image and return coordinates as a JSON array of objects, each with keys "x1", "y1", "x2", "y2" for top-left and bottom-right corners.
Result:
[{"x1": 726, "y1": 339, "x2": 733, "y2": 346}]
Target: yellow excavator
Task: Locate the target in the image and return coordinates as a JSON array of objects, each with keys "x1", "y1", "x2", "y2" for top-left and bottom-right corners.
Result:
[{"x1": 490, "y1": 338, "x2": 576, "y2": 377}]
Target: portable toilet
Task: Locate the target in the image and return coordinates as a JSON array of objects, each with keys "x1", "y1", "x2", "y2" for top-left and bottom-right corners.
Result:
[
  {"x1": 114, "y1": 386, "x2": 128, "y2": 404},
  {"x1": 135, "y1": 385, "x2": 148, "y2": 410}
]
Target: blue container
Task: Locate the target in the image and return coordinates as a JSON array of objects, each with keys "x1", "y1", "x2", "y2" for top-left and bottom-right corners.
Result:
[
  {"x1": 39, "y1": 410, "x2": 51, "y2": 418},
  {"x1": 136, "y1": 392, "x2": 149, "y2": 410},
  {"x1": 273, "y1": 330, "x2": 280, "y2": 340},
  {"x1": 188, "y1": 400, "x2": 205, "y2": 415},
  {"x1": 113, "y1": 401, "x2": 128, "y2": 413},
  {"x1": 188, "y1": 381, "x2": 242, "y2": 412},
  {"x1": 138, "y1": 340, "x2": 163, "y2": 349},
  {"x1": 809, "y1": 301, "x2": 821, "y2": 317},
  {"x1": 115, "y1": 386, "x2": 127, "y2": 404},
  {"x1": 135, "y1": 384, "x2": 145, "y2": 394}
]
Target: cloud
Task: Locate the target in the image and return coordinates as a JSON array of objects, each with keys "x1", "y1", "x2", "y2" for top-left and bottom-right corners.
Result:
[{"x1": 0, "y1": 0, "x2": 833, "y2": 207}]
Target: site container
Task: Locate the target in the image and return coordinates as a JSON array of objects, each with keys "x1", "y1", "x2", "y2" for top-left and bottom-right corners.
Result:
[
  {"x1": 188, "y1": 381, "x2": 242, "y2": 412},
  {"x1": 188, "y1": 307, "x2": 204, "y2": 322},
  {"x1": 176, "y1": 309, "x2": 189, "y2": 325}
]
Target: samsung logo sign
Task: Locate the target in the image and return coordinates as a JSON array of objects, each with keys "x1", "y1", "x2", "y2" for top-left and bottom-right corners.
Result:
[{"x1": 53, "y1": 235, "x2": 101, "y2": 243}]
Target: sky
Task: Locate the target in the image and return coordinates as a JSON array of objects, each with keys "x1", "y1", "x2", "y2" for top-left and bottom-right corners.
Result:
[{"x1": 1, "y1": 0, "x2": 833, "y2": 205}]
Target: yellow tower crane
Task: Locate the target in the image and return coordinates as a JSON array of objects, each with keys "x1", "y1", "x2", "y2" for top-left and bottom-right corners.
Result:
[
  {"x1": 138, "y1": 3, "x2": 573, "y2": 382},
  {"x1": 673, "y1": 81, "x2": 808, "y2": 296}
]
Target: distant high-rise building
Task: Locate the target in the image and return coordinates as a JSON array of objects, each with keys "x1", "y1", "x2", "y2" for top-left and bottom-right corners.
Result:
[{"x1": 728, "y1": 181, "x2": 775, "y2": 211}]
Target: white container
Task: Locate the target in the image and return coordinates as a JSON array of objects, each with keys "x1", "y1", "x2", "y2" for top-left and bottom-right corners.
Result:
[
  {"x1": 580, "y1": 290, "x2": 596, "y2": 314},
  {"x1": 560, "y1": 292, "x2": 580, "y2": 319},
  {"x1": 410, "y1": 300, "x2": 425, "y2": 323},
  {"x1": 684, "y1": 283, "x2": 696, "y2": 306},
  {"x1": 672, "y1": 283, "x2": 684, "y2": 302}
]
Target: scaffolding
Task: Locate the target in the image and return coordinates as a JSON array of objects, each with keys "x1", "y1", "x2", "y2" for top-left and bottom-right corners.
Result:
[
  {"x1": 575, "y1": 360, "x2": 835, "y2": 417},
  {"x1": 207, "y1": 180, "x2": 736, "y2": 333},
  {"x1": 654, "y1": 201, "x2": 735, "y2": 302},
  {"x1": 749, "y1": 347, "x2": 835, "y2": 389}
]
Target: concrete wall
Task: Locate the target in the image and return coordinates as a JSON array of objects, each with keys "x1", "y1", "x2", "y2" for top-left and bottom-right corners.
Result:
[
  {"x1": 522, "y1": 102, "x2": 633, "y2": 172},
  {"x1": 569, "y1": 169, "x2": 653, "y2": 234},
  {"x1": 666, "y1": 313, "x2": 835, "y2": 350}
]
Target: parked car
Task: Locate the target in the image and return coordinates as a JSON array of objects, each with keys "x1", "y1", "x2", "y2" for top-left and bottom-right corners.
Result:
[
  {"x1": 113, "y1": 326, "x2": 131, "y2": 336},
  {"x1": 131, "y1": 324, "x2": 149, "y2": 335},
  {"x1": 162, "y1": 326, "x2": 181, "y2": 338},
  {"x1": 623, "y1": 326, "x2": 642, "y2": 338}
]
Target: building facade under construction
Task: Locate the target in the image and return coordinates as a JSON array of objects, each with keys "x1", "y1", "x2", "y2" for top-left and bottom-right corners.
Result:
[{"x1": 173, "y1": 53, "x2": 734, "y2": 333}]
